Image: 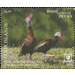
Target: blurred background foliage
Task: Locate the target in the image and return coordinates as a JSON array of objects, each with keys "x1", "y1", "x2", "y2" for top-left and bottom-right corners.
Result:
[{"x1": 1, "y1": 8, "x2": 74, "y2": 47}]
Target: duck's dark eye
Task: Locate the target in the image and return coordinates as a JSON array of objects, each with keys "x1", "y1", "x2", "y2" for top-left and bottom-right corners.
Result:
[{"x1": 58, "y1": 33, "x2": 60, "y2": 35}]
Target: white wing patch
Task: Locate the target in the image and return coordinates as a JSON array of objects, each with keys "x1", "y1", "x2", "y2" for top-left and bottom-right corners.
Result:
[
  {"x1": 38, "y1": 42, "x2": 47, "y2": 47},
  {"x1": 34, "y1": 42, "x2": 47, "y2": 50}
]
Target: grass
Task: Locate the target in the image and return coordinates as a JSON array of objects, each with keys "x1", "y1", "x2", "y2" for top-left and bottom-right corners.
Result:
[{"x1": 1, "y1": 47, "x2": 74, "y2": 69}]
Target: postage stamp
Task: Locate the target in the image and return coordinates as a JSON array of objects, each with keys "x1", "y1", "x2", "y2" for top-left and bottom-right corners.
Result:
[{"x1": 0, "y1": 7, "x2": 75, "y2": 69}]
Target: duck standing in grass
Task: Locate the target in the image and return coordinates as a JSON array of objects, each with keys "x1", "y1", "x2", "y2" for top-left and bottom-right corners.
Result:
[
  {"x1": 19, "y1": 13, "x2": 36, "y2": 61},
  {"x1": 34, "y1": 32, "x2": 64, "y2": 58}
]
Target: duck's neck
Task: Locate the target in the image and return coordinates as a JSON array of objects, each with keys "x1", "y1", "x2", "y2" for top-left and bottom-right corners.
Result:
[
  {"x1": 27, "y1": 22, "x2": 31, "y2": 27},
  {"x1": 26, "y1": 21, "x2": 34, "y2": 36},
  {"x1": 28, "y1": 26, "x2": 34, "y2": 36},
  {"x1": 54, "y1": 36, "x2": 58, "y2": 42}
]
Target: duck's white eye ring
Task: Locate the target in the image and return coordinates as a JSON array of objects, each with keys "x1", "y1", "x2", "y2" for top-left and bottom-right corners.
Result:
[{"x1": 58, "y1": 33, "x2": 60, "y2": 35}]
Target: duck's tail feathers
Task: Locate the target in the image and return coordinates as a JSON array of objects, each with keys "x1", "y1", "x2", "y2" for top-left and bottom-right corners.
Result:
[
  {"x1": 18, "y1": 48, "x2": 23, "y2": 57},
  {"x1": 18, "y1": 53, "x2": 23, "y2": 57}
]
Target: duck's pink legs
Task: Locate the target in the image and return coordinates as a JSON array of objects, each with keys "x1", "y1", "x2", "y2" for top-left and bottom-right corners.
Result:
[
  {"x1": 24, "y1": 56, "x2": 26, "y2": 61},
  {"x1": 43, "y1": 54, "x2": 55, "y2": 58},
  {"x1": 30, "y1": 54, "x2": 31, "y2": 60}
]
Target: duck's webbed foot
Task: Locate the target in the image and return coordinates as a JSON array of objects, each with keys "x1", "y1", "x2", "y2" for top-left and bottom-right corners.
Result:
[{"x1": 43, "y1": 54, "x2": 55, "y2": 58}]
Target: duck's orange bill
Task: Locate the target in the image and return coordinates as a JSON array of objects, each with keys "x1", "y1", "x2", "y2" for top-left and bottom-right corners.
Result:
[{"x1": 60, "y1": 35, "x2": 64, "y2": 40}]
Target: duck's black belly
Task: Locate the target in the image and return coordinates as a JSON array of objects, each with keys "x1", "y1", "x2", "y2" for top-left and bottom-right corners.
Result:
[
  {"x1": 36, "y1": 42, "x2": 56, "y2": 54},
  {"x1": 21, "y1": 42, "x2": 36, "y2": 55},
  {"x1": 37, "y1": 44, "x2": 52, "y2": 54}
]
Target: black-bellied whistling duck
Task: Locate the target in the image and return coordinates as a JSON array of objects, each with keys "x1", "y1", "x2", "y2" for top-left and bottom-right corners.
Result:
[
  {"x1": 34, "y1": 32, "x2": 64, "y2": 58},
  {"x1": 19, "y1": 13, "x2": 36, "y2": 61}
]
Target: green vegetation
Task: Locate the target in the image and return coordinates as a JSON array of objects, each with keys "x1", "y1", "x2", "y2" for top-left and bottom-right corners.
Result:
[
  {"x1": 1, "y1": 8, "x2": 74, "y2": 47},
  {"x1": 1, "y1": 47, "x2": 74, "y2": 69}
]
